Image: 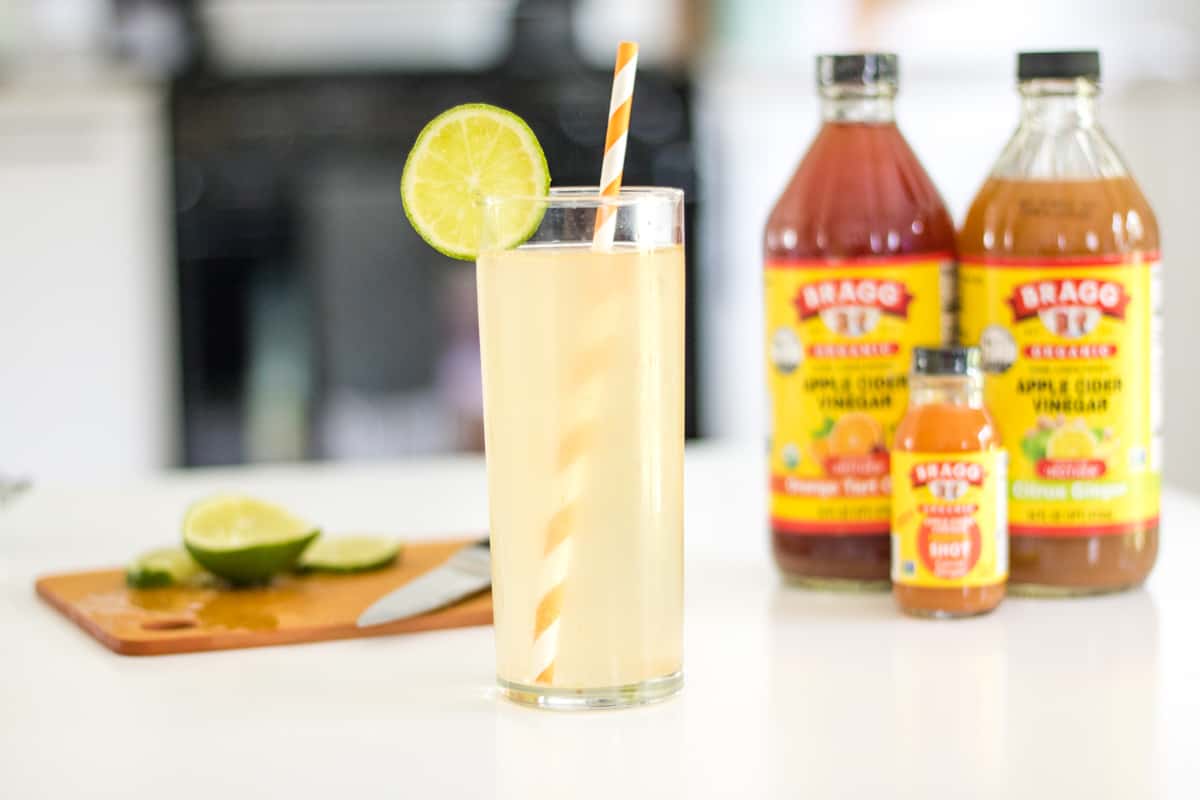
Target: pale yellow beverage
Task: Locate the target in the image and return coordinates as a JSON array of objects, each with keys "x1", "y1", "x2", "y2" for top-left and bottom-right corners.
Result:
[{"x1": 477, "y1": 241, "x2": 684, "y2": 703}]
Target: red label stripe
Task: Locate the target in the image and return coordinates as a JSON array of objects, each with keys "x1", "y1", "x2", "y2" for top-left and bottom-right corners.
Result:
[
  {"x1": 766, "y1": 252, "x2": 953, "y2": 269},
  {"x1": 771, "y1": 517, "x2": 889, "y2": 536},
  {"x1": 1023, "y1": 343, "x2": 1118, "y2": 360},
  {"x1": 807, "y1": 342, "x2": 900, "y2": 359},
  {"x1": 1009, "y1": 516, "x2": 1159, "y2": 537},
  {"x1": 961, "y1": 251, "x2": 1160, "y2": 268}
]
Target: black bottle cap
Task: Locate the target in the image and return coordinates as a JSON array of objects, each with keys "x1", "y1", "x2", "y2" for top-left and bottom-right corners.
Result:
[
  {"x1": 912, "y1": 346, "x2": 981, "y2": 377},
  {"x1": 817, "y1": 53, "x2": 899, "y2": 89},
  {"x1": 1017, "y1": 50, "x2": 1101, "y2": 82}
]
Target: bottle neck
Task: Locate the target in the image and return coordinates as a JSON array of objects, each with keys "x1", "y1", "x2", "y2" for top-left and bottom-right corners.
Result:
[
  {"x1": 820, "y1": 86, "x2": 896, "y2": 123},
  {"x1": 1018, "y1": 79, "x2": 1099, "y2": 131},
  {"x1": 989, "y1": 76, "x2": 1126, "y2": 180},
  {"x1": 908, "y1": 375, "x2": 984, "y2": 409}
]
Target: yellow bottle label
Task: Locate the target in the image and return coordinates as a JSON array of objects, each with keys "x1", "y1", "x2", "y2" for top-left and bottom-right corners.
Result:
[
  {"x1": 890, "y1": 450, "x2": 1008, "y2": 588},
  {"x1": 765, "y1": 254, "x2": 952, "y2": 535},
  {"x1": 959, "y1": 254, "x2": 1162, "y2": 536}
]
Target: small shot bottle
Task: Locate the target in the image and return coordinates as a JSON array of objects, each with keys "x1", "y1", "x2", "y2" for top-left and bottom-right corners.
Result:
[{"x1": 890, "y1": 347, "x2": 1007, "y2": 618}]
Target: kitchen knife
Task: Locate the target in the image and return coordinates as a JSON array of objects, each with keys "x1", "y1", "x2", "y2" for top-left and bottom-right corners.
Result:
[{"x1": 356, "y1": 538, "x2": 491, "y2": 627}]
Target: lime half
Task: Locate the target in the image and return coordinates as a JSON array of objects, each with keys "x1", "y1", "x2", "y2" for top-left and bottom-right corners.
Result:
[
  {"x1": 183, "y1": 496, "x2": 319, "y2": 586},
  {"x1": 126, "y1": 547, "x2": 206, "y2": 589},
  {"x1": 401, "y1": 103, "x2": 549, "y2": 260},
  {"x1": 298, "y1": 535, "x2": 403, "y2": 574}
]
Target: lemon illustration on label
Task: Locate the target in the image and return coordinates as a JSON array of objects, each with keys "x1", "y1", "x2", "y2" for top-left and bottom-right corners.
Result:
[{"x1": 1045, "y1": 423, "x2": 1098, "y2": 460}]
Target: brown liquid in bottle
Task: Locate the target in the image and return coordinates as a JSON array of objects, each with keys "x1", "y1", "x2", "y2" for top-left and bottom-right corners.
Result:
[
  {"x1": 766, "y1": 121, "x2": 956, "y2": 585},
  {"x1": 959, "y1": 176, "x2": 1159, "y2": 591}
]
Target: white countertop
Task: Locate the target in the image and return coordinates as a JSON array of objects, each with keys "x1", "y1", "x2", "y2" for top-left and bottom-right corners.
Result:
[{"x1": 2, "y1": 444, "x2": 1198, "y2": 798}]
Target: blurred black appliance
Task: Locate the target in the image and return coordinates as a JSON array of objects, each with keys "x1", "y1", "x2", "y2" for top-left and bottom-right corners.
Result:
[{"x1": 170, "y1": 0, "x2": 701, "y2": 465}]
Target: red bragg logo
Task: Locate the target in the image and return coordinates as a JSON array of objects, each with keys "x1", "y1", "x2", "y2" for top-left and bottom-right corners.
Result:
[
  {"x1": 793, "y1": 278, "x2": 913, "y2": 320},
  {"x1": 910, "y1": 461, "x2": 986, "y2": 488},
  {"x1": 1008, "y1": 278, "x2": 1131, "y2": 321}
]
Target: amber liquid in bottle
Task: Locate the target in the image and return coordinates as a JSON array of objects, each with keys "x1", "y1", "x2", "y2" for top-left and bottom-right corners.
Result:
[
  {"x1": 960, "y1": 178, "x2": 1159, "y2": 592},
  {"x1": 765, "y1": 67, "x2": 956, "y2": 586},
  {"x1": 959, "y1": 65, "x2": 1159, "y2": 594}
]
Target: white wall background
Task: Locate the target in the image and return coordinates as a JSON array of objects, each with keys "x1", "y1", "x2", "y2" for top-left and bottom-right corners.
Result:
[{"x1": 0, "y1": 78, "x2": 175, "y2": 478}]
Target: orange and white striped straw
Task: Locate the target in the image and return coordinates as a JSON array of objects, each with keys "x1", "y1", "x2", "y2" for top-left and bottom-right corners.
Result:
[
  {"x1": 593, "y1": 40, "x2": 639, "y2": 249},
  {"x1": 529, "y1": 41, "x2": 639, "y2": 687}
]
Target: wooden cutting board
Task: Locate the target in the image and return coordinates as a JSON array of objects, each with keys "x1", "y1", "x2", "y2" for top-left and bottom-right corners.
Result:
[{"x1": 36, "y1": 538, "x2": 492, "y2": 656}]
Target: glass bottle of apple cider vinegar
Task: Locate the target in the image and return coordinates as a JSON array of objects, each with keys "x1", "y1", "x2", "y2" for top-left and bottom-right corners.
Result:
[
  {"x1": 764, "y1": 53, "x2": 957, "y2": 590},
  {"x1": 959, "y1": 51, "x2": 1161, "y2": 595}
]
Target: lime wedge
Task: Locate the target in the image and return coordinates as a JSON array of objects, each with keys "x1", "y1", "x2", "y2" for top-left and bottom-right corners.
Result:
[
  {"x1": 401, "y1": 103, "x2": 550, "y2": 260},
  {"x1": 126, "y1": 547, "x2": 206, "y2": 589},
  {"x1": 298, "y1": 535, "x2": 403, "y2": 574},
  {"x1": 183, "y1": 496, "x2": 319, "y2": 586}
]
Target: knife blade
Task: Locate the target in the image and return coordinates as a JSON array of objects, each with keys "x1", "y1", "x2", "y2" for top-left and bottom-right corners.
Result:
[{"x1": 356, "y1": 538, "x2": 491, "y2": 627}]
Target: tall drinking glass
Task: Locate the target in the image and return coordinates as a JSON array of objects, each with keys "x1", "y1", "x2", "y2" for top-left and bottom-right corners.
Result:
[{"x1": 476, "y1": 187, "x2": 685, "y2": 709}]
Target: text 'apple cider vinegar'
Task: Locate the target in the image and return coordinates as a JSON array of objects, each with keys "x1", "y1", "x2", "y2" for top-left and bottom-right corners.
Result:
[
  {"x1": 959, "y1": 51, "x2": 1161, "y2": 595},
  {"x1": 764, "y1": 53, "x2": 956, "y2": 589}
]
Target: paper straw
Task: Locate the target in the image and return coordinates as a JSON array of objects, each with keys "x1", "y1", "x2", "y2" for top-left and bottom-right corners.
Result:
[
  {"x1": 529, "y1": 41, "x2": 639, "y2": 687},
  {"x1": 593, "y1": 40, "x2": 639, "y2": 250}
]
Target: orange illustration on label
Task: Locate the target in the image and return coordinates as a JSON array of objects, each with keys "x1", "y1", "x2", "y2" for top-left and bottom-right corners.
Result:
[
  {"x1": 891, "y1": 450, "x2": 1007, "y2": 588},
  {"x1": 764, "y1": 255, "x2": 952, "y2": 535}
]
